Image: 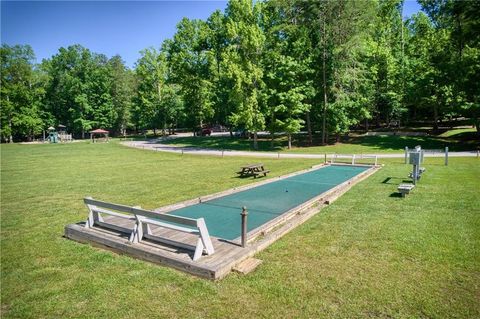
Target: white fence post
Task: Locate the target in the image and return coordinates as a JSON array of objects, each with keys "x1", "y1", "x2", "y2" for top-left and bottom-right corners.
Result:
[{"x1": 445, "y1": 147, "x2": 448, "y2": 166}]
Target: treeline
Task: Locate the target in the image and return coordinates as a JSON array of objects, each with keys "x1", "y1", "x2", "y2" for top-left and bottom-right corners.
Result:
[{"x1": 1, "y1": 0, "x2": 479, "y2": 146}]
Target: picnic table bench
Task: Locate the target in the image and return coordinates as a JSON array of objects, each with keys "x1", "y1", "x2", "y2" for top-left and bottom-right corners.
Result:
[{"x1": 237, "y1": 163, "x2": 270, "y2": 178}]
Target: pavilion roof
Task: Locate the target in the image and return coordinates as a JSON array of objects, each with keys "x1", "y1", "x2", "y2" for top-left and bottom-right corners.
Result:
[{"x1": 90, "y1": 129, "x2": 109, "y2": 134}]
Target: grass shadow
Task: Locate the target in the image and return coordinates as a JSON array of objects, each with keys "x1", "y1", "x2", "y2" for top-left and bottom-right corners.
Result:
[
  {"x1": 389, "y1": 192, "x2": 404, "y2": 198},
  {"x1": 161, "y1": 132, "x2": 480, "y2": 153}
]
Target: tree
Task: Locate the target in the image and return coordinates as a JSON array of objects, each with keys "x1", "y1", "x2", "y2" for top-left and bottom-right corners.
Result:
[
  {"x1": 223, "y1": 0, "x2": 266, "y2": 149},
  {"x1": 108, "y1": 55, "x2": 135, "y2": 136},
  {"x1": 261, "y1": 0, "x2": 314, "y2": 148},
  {"x1": 206, "y1": 10, "x2": 232, "y2": 130},
  {"x1": 0, "y1": 44, "x2": 45, "y2": 142},
  {"x1": 294, "y1": 0, "x2": 376, "y2": 143},
  {"x1": 135, "y1": 48, "x2": 165, "y2": 134},
  {"x1": 43, "y1": 45, "x2": 117, "y2": 138},
  {"x1": 416, "y1": 0, "x2": 480, "y2": 133},
  {"x1": 166, "y1": 18, "x2": 214, "y2": 134}
]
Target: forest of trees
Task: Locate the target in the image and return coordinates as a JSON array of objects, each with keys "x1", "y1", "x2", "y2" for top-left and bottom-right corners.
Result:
[{"x1": 1, "y1": 0, "x2": 479, "y2": 147}]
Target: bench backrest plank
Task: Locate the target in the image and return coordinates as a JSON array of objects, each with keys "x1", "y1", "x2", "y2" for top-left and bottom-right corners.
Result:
[{"x1": 84, "y1": 197, "x2": 198, "y2": 227}]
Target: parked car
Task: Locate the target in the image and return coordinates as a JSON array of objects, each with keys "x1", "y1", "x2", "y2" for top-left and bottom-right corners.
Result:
[
  {"x1": 197, "y1": 127, "x2": 211, "y2": 136},
  {"x1": 234, "y1": 129, "x2": 252, "y2": 138},
  {"x1": 211, "y1": 124, "x2": 228, "y2": 132}
]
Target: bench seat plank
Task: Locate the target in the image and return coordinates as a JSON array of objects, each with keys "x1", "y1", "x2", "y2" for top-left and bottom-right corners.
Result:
[{"x1": 139, "y1": 217, "x2": 199, "y2": 234}]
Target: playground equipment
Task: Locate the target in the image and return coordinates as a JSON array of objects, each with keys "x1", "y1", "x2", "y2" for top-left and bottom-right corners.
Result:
[
  {"x1": 46, "y1": 125, "x2": 72, "y2": 143},
  {"x1": 47, "y1": 126, "x2": 58, "y2": 143},
  {"x1": 57, "y1": 124, "x2": 73, "y2": 142}
]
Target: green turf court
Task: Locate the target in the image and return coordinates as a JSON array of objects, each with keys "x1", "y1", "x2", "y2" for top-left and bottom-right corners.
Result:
[{"x1": 168, "y1": 164, "x2": 370, "y2": 240}]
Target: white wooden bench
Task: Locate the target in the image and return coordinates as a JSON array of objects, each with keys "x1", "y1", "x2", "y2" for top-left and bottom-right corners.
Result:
[
  {"x1": 398, "y1": 184, "x2": 415, "y2": 197},
  {"x1": 83, "y1": 197, "x2": 214, "y2": 261}
]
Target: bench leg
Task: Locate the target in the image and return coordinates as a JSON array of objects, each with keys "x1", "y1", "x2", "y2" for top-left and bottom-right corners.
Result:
[
  {"x1": 193, "y1": 238, "x2": 205, "y2": 261},
  {"x1": 129, "y1": 222, "x2": 138, "y2": 243},
  {"x1": 85, "y1": 210, "x2": 94, "y2": 228}
]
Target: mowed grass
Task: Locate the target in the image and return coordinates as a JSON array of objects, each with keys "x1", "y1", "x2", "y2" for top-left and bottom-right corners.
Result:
[
  {"x1": 1, "y1": 142, "x2": 479, "y2": 318},
  {"x1": 161, "y1": 132, "x2": 480, "y2": 154}
]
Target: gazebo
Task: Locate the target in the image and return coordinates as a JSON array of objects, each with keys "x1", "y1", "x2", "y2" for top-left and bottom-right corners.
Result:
[{"x1": 90, "y1": 129, "x2": 109, "y2": 143}]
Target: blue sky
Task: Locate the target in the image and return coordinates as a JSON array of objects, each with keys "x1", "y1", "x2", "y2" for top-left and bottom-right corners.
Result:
[{"x1": 1, "y1": 0, "x2": 421, "y2": 68}]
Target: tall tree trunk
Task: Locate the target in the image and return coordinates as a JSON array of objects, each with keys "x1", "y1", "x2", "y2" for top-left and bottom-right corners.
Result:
[
  {"x1": 288, "y1": 133, "x2": 292, "y2": 149},
  {"x1": 8, "y1": 118, "x2": 13, "y2": 143},
  {"x1": 253, "y1": 131, "x2": 258, "y2": 150},
  {"x1": 321, "y1": 18, "x2": 328, "y2": 145},
  {"x1": 365, "y1": 118, "x2": 369, "y2": 132},
  {"x1": 433, "y1": 104, "x2": 439, "y2": 131},
  {"x1": 306, "y1": 111, "x2": 312, "y2": 146},
  {"x1": 270, "y1": 111, "x2": 275, "y2": 148},
  {"x1": 82, "y1": 128, "x2": 85, "y2": 140}
]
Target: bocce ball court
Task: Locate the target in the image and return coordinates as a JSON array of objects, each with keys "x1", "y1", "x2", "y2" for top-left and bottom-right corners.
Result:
[{"x1": 65, "y1": 163, "x2": 379, "y2": 279}]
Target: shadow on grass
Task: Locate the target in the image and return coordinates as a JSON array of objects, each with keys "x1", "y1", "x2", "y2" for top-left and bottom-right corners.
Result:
[
  {"x1": 381, "y1": 177, "x2": 413, "y2": 185},
  {"x1": 342, "y1": 135, "x2": 479, "y2": 152},
  {"x1": 162, "y1": 134, "x2": 480, "y2": 153},
  {"x1": 389, "y1": 192, "x2": 404, "y2": 198},
  {"x1": 162, "y1": 136, "x2": 284, "y2": 151}
]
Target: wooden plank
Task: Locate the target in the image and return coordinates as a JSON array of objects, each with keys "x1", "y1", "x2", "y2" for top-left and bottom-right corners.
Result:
[
  {"x1": 141, "y1": 217, "x2": 198, "y2": 234},
  {"x1": 84, "y1": 198, "x2": 198, "y2": 227},
  {"x1": 232, "y1": 258, "x2": 263, "y2": 274},
  {"x1": 65, "y1": 224, "x2": 218, "y2": 279}
]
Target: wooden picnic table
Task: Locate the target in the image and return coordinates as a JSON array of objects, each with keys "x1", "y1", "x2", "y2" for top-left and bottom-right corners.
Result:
[{"x1": 237, "y1": 163, "x2": 270, "y2": 178}]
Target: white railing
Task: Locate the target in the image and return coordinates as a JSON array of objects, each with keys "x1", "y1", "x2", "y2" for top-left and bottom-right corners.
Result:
[{"x1": 330, "y1": 154, "x2": 378, "y2": 166}]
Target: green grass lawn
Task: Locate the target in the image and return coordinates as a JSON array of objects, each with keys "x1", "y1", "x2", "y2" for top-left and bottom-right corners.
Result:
[
  {"x1": 161, "y1": 132, "x2": 480, "y2": 154},
  {"x1": 438, "y1": 127, "x2": 477, "y2": 137},
  {"x1": 1, "y1": 142, "x2": 479, "y2": 318}
]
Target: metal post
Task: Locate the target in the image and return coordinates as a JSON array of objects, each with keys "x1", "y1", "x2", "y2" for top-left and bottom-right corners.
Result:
[
  {"x1": 241, "y1": 207, "x2": 248, "y2": 248},
  {"x1": 405, "y1": 146, "x2": 408, "y2": 164},
  {"x1": 374, "y1": 156, "x2": 378, "y2": 166},
  {"x1": 324, "y1": 153, "x2": 327, "y2": 163},
  {"x1": 413, "y1": 164, "x2": 417, "y2": 185},
  {"x1": 352, "y1": 154, "x2": 355, "y2": 165},
  {"x1": 445, "y1": 147, "x2": 448, "y2": 166},
  {"x1": 477, "y1": 150, "x2": 479, "y2": 158}
]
